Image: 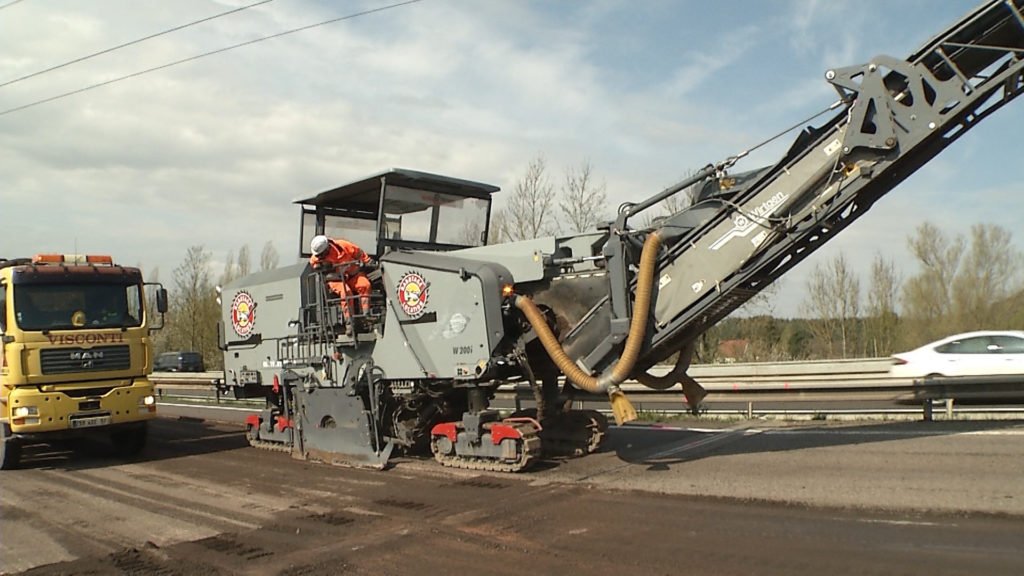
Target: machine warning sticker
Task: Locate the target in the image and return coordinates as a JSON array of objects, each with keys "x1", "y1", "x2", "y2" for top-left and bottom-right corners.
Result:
[
  {"x1": 230, "y1": 290, "x2": 257, "y2": 337},
  {"x1": 397, "y1": 271, "x2": 430, "y2": 318}
]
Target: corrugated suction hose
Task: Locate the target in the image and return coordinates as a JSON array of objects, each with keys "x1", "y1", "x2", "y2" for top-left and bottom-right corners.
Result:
[
  {"x1": 634, "y1": 341, "x2": 708, "y2": 410},
  {"x1": 515, "y1": 231, "x2": 662, "y2": 424}
]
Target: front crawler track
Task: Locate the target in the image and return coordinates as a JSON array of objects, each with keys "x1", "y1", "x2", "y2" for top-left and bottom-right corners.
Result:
[{"x1": 510, "y1": 408, "x2": 608, "y2": 457}]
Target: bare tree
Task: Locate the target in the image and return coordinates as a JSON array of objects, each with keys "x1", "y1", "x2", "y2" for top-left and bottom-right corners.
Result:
[
  {"x1": 736, "y1": 280, "x2": 780, "y2": 317},
  {"x1": 221, "y1": 249, "x2": 236, "y2": 285},
  {"x1": 657, "y1": 185, "x2": 691, "y2": 216},
  {"x1": 237, "y1": 244, "x2": 252, "y2": 277},
  {"x1": 802, "y1": 252, "x2": 861, "y2": 358},
  {"x1": 559, "y1": 160, "x2": 608, "y2": 234},
  {"x1": 504, "y1": 155, "x2": 557, "y2": 241},
  {"x1": 260, "y1": 241, "x2": 280, "y2": 271},
  {"x1": 864, "y1": 253, "x2": 901, "y2": 357},
  {"x1": 456, "y1": 219, "x2": 486, "y2": 246},
  {"x1": 638, "y1": 169, "x2": 700, "y2": 229},
  {"x1": 488, "y1": 209, "x2": 510, "y2": 245}
]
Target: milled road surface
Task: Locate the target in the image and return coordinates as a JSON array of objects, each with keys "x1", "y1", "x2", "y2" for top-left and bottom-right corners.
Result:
[{"x1": 2, "y1": 414, "x2": 1024, "y2": 575}]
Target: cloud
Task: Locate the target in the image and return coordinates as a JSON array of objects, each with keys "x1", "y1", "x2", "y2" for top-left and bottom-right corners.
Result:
[{"x1": 0, "y1": 0, "x2": 1018, "y2": 324}]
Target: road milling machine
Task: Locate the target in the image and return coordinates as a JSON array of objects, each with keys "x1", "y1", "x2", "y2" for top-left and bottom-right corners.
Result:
[{"x1": 220, "y1": 0, "x2": 1024, "y2": 472}]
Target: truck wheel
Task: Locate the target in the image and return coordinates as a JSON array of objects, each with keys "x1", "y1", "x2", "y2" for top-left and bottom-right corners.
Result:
[
  {"x1": 0, "y1": 423, "x2": 22, "y2": 470},
  {"x1": 111, "y1": 422, "x2": 148, "y2": 458}
]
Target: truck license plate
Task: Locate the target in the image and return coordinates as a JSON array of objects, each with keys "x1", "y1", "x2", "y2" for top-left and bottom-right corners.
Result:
[{"x1": 70, "y1": 415, "x2": 111, "y2": 429}]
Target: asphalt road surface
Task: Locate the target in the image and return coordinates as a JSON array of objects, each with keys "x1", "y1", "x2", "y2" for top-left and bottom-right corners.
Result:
[{"x1": 2, "y1": 411, "x2": 1024, "y2": 575}]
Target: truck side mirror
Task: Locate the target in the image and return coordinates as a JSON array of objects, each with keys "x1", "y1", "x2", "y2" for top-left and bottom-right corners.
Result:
[{"x1": 156, "y1": 288, "x2": 168, "y2": 314}]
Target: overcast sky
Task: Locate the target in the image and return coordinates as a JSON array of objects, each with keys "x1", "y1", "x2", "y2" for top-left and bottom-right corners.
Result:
[{"x1": 1, "y1": 0, "x2": 1021, "y2": 317}]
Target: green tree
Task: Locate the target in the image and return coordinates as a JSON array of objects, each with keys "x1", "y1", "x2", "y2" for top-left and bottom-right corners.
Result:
[
  {"x1": 165, "y1": 245, "x2": 220, "y2": 369},
  {"x1": 732, "y1": 282, "x2": 783, "y2": 360},
  {"x1": 951, "y1": 223, "x2": 1022, "y2": 329},
  {"x1": 901, "y1": 222, "x2": 1023, "y2": 347},
  {"x1": 901, "y1": 222, "x2": 964, "y2": 344},
  {"x1": 779, "y1": 320, "x2": 812, "y2": 360}
]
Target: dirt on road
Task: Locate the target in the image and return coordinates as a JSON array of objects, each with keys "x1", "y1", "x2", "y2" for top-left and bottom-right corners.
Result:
[{"x1": 3, "y1": 417, "x2": 1024, "y2": 575}]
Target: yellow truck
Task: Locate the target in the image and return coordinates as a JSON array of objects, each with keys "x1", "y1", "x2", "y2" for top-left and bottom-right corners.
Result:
[{"x1": 0, "y1": 254, "x2": 167, "y2": 469}]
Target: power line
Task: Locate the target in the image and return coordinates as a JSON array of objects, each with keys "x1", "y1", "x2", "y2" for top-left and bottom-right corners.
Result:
[
  {"x1": 0, "y1": 0, "x2": 27, "y2": 11},
  {"x1": 0, "y1": 0, "x2": 276, "y2": 89},
  {"x1": 0, "y1": 0, "x2": 423, "y2": 118}
]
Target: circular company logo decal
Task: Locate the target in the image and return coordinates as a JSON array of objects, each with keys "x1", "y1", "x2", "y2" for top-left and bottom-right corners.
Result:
[
  {"x1": 397, "y1": 271, "x2": 429, "y2": 318},
  {"x1": 230, "y1": 291, "x2": 257, "y2": 336}
]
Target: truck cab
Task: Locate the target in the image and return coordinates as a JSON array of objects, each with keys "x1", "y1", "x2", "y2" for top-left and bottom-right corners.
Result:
[{"x1": 0, "y1": 254, "x2": 167, "y2": 469}]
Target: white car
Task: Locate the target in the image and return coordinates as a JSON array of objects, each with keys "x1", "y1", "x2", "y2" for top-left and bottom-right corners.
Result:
[{"x1": 889, "y1": 330, "x2": 1024, "y2": 379}]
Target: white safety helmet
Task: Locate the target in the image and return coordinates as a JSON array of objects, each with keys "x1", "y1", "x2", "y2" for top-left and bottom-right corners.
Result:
[{"x1": 310, "y1": 235, "x2": 330, "y2": 256}]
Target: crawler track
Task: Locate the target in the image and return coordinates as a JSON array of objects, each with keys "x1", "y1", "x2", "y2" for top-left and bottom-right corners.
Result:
[
  {"x1": 245, "y1": 426, "x2": 292, "y2": 453},
  {"x1": 431, "y1": 423, "x2": 542, "y2": 473}
]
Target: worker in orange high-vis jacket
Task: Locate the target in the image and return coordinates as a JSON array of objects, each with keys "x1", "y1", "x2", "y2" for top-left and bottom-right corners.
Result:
[{"x1": 309, "y1": 235, "x2": 375, "y2": 331}]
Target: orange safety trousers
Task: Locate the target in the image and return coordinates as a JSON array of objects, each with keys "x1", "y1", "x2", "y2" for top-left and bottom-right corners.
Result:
[{"x1": 327, "y1": 274, "x2": 371, "y2": 320}]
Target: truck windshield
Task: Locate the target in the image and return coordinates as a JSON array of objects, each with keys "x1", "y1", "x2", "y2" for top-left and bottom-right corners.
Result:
[{"x1": 14, "y1": 283, "x2": 143, "y2": 331}]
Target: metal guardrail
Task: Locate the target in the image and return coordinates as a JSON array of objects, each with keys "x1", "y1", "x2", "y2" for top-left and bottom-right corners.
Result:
[
  {"x1": 149, "y1": 360, "x2": 1024, "y2": 420},
  {"x1": 150, "y1": 358, "x2": 897, "y2": 389}
]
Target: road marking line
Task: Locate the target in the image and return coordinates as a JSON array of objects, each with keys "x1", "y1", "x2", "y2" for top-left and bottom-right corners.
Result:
[
  {"x1": 850, "y1": 518, "x2": 953, "y2": 527},
  {"x1": 618, "y1": 425, "x2": 728, "y2": 433},
  {"x1": 619, "y1": 425, "x2": 1024, "y2": 437},
  {"x1": 643, "y1": 428, "x2": 760, "y2": 461},
  {"x1": 758, "y1": 428, "x2": 1024, "y2": 437}
]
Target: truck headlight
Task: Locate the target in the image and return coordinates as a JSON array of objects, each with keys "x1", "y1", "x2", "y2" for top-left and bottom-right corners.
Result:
[
  {"x1": 140, "y1": 395, "x2": 156, "y2": 406},
  {"x1": 13, "y1": 406, "x2": 38, "y2": 417}
]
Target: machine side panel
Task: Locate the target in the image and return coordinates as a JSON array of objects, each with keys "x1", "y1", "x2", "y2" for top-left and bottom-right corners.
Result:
[
  {"x1": 375, "y1": 251, "x2": 511, "y2": 380},
  {"x1": 450, "y1": 237, "x2": 552, "y2": 283},
  {"x1": 222, "y1": 263, "x2": 307, "y2": 387}
]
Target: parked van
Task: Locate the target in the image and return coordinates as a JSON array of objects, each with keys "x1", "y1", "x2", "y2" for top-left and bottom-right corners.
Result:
[{"x1": 154, "y1": 351, "x2": 205, "y2": 372}]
